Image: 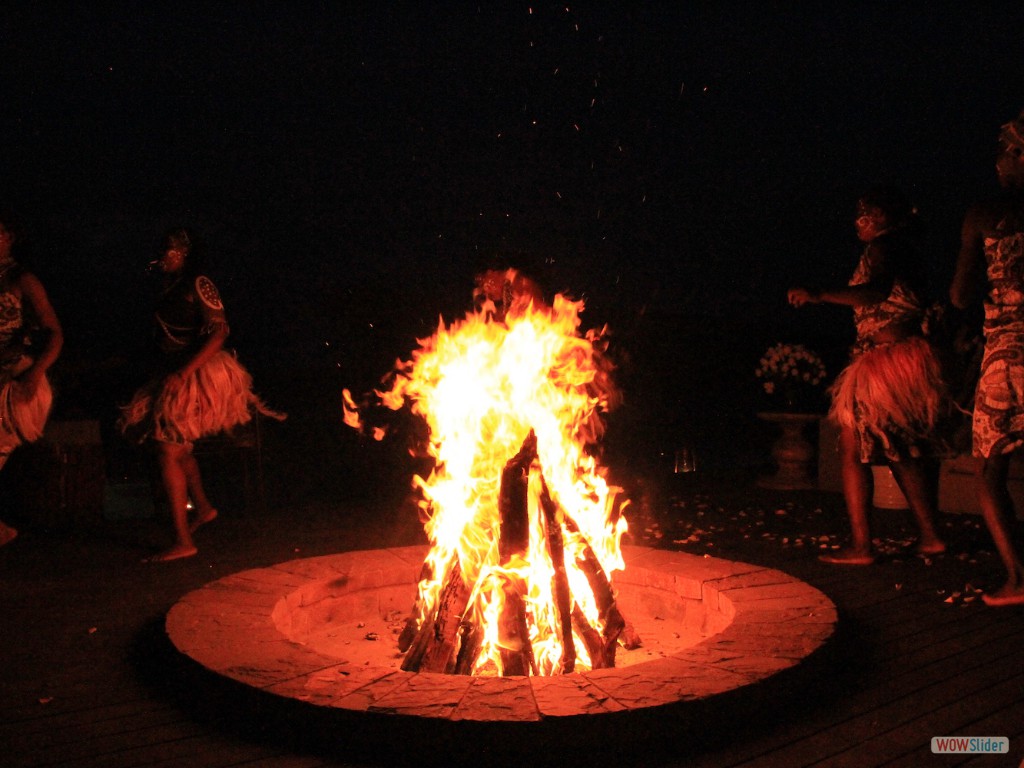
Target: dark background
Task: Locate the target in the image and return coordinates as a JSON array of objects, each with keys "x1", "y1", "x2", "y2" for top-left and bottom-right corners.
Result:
[{"x1": 3, "y1": 2, "x2": 1024, "y2": 506}]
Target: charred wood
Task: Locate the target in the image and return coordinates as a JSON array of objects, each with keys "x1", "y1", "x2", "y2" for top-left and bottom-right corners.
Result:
[
  {"x1": 539, "y1": 477, "x2": 576, "y2": 673},
  {"x1": 453, "y1": 620, "x2": 483, "y2": 675},
  {"x1": 397, "y1": 560, "x2": 435, "y2": 652},
  {"x1": 497, "y1": 577, "x2": 534, "y2": 676},
  {"x1": 498, "y1": 431, "x2": 536, "y2": 562},
  {"x1": 400, "y1": 555, "x2": 470, "y2": 673},
  {"x1": 562, "y1": 510, "x2": 633, "y2": 664},
  {"x1": 571, "y1": 604, "x2": 606, "y2": 669},
  {"x1": 497, "y1": 433, "x2": 539, "y2": 676}
]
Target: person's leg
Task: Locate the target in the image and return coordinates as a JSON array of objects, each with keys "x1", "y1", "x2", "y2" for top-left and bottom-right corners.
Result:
[
  {"x1": 146, "y1": 441, "x2": 198, "y2": 562},
  {"x1": 181, "y1": 450, "x2": 218, "y2": 532},
  {"x1": 821, "y1": 424, "x2": 876, "y2": 564},
  {"x1": 0, "y1": 446, "x2": 18, "y2": 546},
  {"x1": 978, "y1": 452, "x2": 1024, "y2": 605},
  {"x1": 889, "y1": 458, "x2": 946, "y2": 554}
]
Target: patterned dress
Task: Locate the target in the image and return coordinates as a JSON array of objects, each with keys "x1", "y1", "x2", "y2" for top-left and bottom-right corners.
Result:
[
  {"x1": 973, "y1": 213, "x2": 1024, "y2": 457},
  {"x1": 0, "y1": 262, "x2": 53, "y2": 460}
]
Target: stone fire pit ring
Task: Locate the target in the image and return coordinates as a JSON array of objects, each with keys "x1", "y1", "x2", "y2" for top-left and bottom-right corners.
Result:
[{"x1": 165, "y1": 545, "x2": 836, "y2": 724}]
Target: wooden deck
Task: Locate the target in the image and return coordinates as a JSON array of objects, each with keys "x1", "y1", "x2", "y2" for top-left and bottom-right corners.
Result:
[{"x1": 1, "y1": 466, "x2": 1022, "y2": 768}]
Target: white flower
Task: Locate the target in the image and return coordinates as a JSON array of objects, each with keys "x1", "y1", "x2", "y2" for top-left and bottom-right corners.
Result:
[{"x1": 755, "y1": 342, "x2": 827, "y2": 392}]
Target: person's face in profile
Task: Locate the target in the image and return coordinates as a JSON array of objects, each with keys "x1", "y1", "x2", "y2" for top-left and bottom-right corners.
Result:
[
  {"x1": 159, "y1": 241, "x2": 187, "y2": 274},
  {"x1": 996, "y1": 141, "x2": 1024, "y2": 188},
  {"x1": 854, "y1": 203, "x2": 886, "y2": 243}
]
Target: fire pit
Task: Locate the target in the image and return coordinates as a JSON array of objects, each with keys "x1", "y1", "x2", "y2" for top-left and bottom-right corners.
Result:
[
  {"x1": 166, "y1": 544, "x2": 836, "y2": 722},
  {"x1": 161, "y1": 282, "x2": 837, "y2": 757}
]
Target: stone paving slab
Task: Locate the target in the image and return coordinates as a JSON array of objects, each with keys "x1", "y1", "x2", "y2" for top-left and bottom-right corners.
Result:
[{"x1": 165, "y1": 545, "x2": 837, "y2": 722}]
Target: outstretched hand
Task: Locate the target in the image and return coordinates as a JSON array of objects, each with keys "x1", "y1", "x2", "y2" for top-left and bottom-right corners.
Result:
[{"x1": 787, "y1": 288, "x2": 818, "y2": 308}]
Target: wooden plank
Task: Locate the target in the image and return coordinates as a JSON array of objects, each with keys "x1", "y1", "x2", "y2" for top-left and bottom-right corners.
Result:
[
  {"x1": 879, "y1": 613, "x2": 1023, "y2": 676},
  {"x1": 2, "y1": 703, "x2": 188, "y2": 761},
  {"x1": 683, "y1": 615, "x2": 1024, "y2": 768},
  {"x1": 729, "y1": 647, "x2": 1024, "y2": 767},
  {"x1": 15, "y1": 720, "x2": 208, "y2": 768},
  {"x1": 825, "y1": 672, "x2": 1024, "y2": 767}
]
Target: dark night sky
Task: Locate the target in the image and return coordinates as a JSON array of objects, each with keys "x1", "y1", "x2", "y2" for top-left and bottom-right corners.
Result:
[{"x1": 4, "y1": 2, "x2": 1024, "y2": 464}]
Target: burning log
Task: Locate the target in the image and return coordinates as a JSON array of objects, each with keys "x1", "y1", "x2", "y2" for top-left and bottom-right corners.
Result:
[
  {"x1": 400, "y1": 555, "x2": 470, "y2": 673},
  {"x1": 621, "y1": 619, "x2": 642, "y2": 651},
  {"x1": 400, "y1": 430, "x2": 638, "y2": 675},
  {"x1": 452, "y1": 620, "x2": 482, "y2": 675},
  {"x1": 498, "y1": 432, "x2": 535, "y2": 561},
  {"x1": 397, "y1": 560, "x2": 434, "y2": 652},
  {"x1": 571, "y1": 604, "x2": 605, "y2": 667},
  {"x1": 539, "y1": 477, "x2": 576, "y2": 673},
  {"x1": 496, "y1": 573, "x2": 533, "y2": 676},
  {"x1": 561, "y1": 510, "x2": 636, "y2": 665},
  {"x1": 497, "y1": 433, "x2": 538, "y2": 676}
]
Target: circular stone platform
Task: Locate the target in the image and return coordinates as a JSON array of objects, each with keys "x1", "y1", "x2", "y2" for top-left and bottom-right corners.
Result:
[{"x1": 165, "y1": 545, "x2": 836, "y2": 722}]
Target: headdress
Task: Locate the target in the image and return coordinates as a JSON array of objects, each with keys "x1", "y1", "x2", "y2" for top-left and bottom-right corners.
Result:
[{"x1": 999, "y1": 109, "x2": 1024, "y2": 155}]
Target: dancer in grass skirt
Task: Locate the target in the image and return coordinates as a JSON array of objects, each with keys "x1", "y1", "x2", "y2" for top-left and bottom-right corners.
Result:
[{"x1": 119, "y1": 228, "x2": 284, "y2": 562}]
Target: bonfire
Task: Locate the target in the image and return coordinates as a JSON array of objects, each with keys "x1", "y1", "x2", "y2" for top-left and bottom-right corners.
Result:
[{"x1": 343, "y1": 285, "x2": 636, "y2": 676}]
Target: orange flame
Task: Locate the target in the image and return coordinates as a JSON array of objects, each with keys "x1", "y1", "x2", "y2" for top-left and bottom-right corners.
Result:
[{"x1": 348, "y1": 292, "x2": 628, "y2": 675}]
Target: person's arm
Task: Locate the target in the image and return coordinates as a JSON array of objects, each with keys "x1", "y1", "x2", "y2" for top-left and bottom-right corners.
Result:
[
  {"x1": 16, "y1": 271, "x2": 62, "y2": 393},
  {"x1": 950, "y1": 207, "x2": 986, "y2": 310},
  {"x1": 164, "y1": 276, "x2": 230, "y2": 390},
  {"x1": 789, "y1": 243, "x2": 894, "y2": 309},
  {"x1": 168, "y1": 324, "x2": 229, "y2": 383}
]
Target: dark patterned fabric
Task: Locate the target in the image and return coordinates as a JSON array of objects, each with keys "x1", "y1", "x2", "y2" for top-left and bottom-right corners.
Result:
[{"x1": 974, "y1": 218, "x2": 1024, "y2": 457}]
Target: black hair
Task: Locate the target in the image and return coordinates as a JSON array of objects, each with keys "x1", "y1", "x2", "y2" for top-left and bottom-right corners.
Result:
[
  {"x1": 0, "y1": 206, "x2": 22, "y2": 240},
  {"x1": 859, "y1": 184, "x2": 915, "y2": 226},
  {"x1": 163, "y1": 226, "x2": 206, "y2": 276}
]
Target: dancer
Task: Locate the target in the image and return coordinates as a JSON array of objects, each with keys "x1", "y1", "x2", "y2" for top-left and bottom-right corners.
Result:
[
  {"x1": 789, "y1": 185, "x2": 953, "y2": 564},
  {"x1": 950, "y1": 109, "x2": 1024, "y2": 606},
  {"x1": 0, "y1": 214, "x2": 63, "y2": 546},
  {"x1": 119, "y1": 228, "x2": 284, "y2": 562}
]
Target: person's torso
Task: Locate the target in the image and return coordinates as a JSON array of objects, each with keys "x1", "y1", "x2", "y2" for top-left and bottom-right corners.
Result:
[
  {"x1": 0, "y1": 264, "x2": 25, "y2": 358},
  {"x1": 153, "y1": 274, "x2": 226, "y2": 357},
  {"x1": 850, "y1": 233, "x2": 926, "y2": 340},
  {"x1": 981, "y1": 200, "x2": 1024, "y2": 332}
]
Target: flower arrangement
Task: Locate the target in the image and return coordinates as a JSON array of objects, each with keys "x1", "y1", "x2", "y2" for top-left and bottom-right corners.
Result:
[{"x1": 755, "y1": 342, "x2": 827, "y2": 410}]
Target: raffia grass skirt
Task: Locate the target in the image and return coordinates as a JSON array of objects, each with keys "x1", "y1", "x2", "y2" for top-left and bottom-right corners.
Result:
[
  {"x1": 118, "y1": 350, "x2": 284, "y2": 446},
  {"x1": 0, "y1": 356, "x2": 53, "y2": 449},
  {"x1": 829, "y1": 335, "x2": 954, "y2": 462}
]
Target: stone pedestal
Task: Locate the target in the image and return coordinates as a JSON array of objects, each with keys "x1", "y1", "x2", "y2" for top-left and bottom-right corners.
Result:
[{"x1": 757, "y1": 412, "x2": 821, "y2": 490}]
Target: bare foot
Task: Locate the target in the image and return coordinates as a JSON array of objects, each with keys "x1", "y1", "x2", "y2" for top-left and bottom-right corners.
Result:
[
  {"x1": 981, "y1": 584, "x2": 1024, "y2": 607},
  {"x1": 189, "y1": 508, "x2": 218, "y2": 533},
  {"x1": 916, "y1": 539, "x2": 947, "y2": 556},
  {"x1": 819, "y1": 547, "x2": 876, "y2": 566},
  {"x1": 0, "y1": 522, "x2": 17, "y2": 547},
  {"x1": 142, "y1": 544, "x2": 198, "y2": 563}
]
